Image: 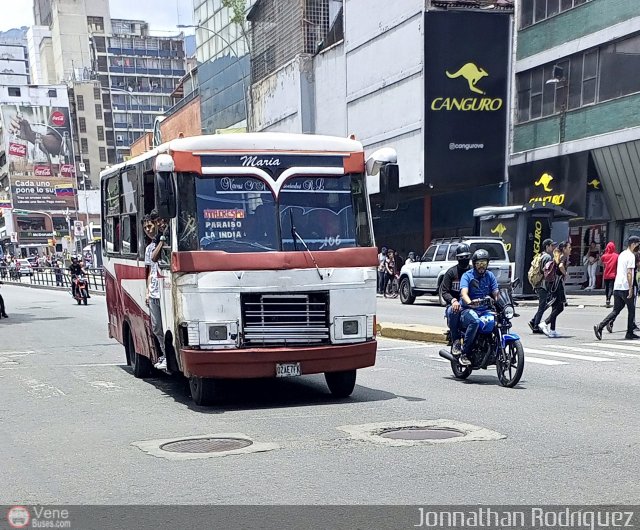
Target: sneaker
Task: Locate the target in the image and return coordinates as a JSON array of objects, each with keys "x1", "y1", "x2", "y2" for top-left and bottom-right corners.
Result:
[
  {"x1": 606, "y1": 321, "x2": 614, "y2": 334},
  {"x1": 606, "y1": 301, "x2": 611, "y2": 308},
  {"x1": 624, "y1": 333, "x2": 640, "y2": 340},
  {"x1": 528, "y1": 321, "x2": 543, "y2": 334},
  {"x1": 154, "y1": 356, "x2": 167, "y2": 370},
  {"x1": 527, "y1": 320, "x2": 535, "y2": 332},
  {"x1": 594, "y1": 325, "x2": 602, "y2": 341},
  {"x1": 459, "y1": 354, "x2": 471, "y2": 366},
  {"x1": 539, "y1": 322, "x2": 551, "y2": 337},
  {"x1": 451, "y1": 340, "x2": 462, "y2": 356},
  {"x1": 548, "y1": 329, "x2": 559, "y2": 338},
  {"x1": 634, "y1": 323, "x2": 639, "y2": 331}
]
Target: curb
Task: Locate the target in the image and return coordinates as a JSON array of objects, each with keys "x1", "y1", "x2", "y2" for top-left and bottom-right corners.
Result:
[{"x1": 377, "y1": 322, "x2": 447, "y2": 344}]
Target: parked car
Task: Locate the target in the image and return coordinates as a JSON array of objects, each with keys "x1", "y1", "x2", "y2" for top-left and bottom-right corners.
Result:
[
  {"x1": 398, "y1": 237, "x2": 512, "y2": 305},
  {"x1": 16, "y1": 259, "x2": 34, "y2": 277}
]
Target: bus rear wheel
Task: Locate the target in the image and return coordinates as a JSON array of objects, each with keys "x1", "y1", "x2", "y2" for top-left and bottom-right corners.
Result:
[
  {"x1": 189, "y1": 376, "x2": 217, "y2": 406},
  {"x1": 128, "y1": 332, "x2": 152, "y2": 378},
  {"x1": 325, "y1": 369, "x2": 357, "y2": 398}
]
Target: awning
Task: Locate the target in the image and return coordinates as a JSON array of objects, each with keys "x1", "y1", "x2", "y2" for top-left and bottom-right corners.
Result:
[{"x1": 592, "y1": 140, "x2": 640, "y2": 221}]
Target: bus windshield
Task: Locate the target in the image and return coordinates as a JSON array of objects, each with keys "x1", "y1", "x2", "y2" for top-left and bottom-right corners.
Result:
[{"x1": 177, "y1": 173, "x2": 371, "y2": 253}]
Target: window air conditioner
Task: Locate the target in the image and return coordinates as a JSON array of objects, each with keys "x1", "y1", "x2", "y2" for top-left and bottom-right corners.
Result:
[{"x1": 116, "y1": 135, "x2": 124, "y2": 141}]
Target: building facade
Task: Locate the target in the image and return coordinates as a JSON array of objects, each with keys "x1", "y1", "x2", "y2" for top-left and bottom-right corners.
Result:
[
  {"x1": 194, "y1": 0, "x2": 255, "y2": 133},
  {"x1": 510, "y1": 0, "x2": 640, "y2": 281},
  {"x1": 0, "y1": 44, "x2": 30, "y2": 85},
  {"x1": 0, "y1": 84, "x2": 79, "y2": 257},
  {"x1": 246, "y1": 0, "x2": 512, "y2": 255}
]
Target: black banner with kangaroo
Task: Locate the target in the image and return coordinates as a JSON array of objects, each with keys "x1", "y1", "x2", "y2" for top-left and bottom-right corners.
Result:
[{"x1": 424, "y1": 10, "x2": 511, "y2": 193}]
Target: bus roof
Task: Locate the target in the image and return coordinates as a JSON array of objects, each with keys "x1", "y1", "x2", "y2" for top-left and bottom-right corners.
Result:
[{"x1": 101, "y1": 133, "x2": 364, "y2": 179}]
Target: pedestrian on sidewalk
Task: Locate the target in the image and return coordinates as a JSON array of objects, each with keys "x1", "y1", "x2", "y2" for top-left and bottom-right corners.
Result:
[
  {"x1": 594, "y1": 236, "x2": 640, "y2": 341},
  {"x1": 583, "y1": 242, "x2": 600, "y2": 290},
  {"x1": 539, "y1": 241, "x2": 570, "y2": 338},
  {"x1": 528, "y1": 238, "x2": 556, "y2": 334},
  {"x1": 600, "y1": 241, "x2": 618, "y2": 308},
  {"x1": 377, "y1": 247, "x2": 387, "y2": 295}
]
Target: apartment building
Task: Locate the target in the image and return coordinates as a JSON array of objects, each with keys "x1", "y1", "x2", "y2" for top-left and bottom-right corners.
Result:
[{"x1": 510, "y1": 0, "x2": 640, "y2": 264}]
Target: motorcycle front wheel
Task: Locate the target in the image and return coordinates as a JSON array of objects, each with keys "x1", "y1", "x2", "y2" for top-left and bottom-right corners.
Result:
[{"x1": 496, "y1": 340, "x2": 524, "y2": 387}]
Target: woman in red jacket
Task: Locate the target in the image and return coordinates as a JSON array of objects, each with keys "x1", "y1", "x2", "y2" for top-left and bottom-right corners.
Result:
[{"x1": 600, "y1": 241, "x2": 619, "y2": 308}]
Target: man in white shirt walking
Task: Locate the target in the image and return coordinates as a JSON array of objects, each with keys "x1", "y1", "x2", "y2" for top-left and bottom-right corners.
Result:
[{"x1": 594, "y1": 236, "x2": 640, "y2": 340}]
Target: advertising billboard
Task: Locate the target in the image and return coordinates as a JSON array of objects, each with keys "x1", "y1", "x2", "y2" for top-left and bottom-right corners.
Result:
[
  {"x1": 0, "y1": 95, "x2": 77, "y2": 211},
  {"x1": 424, "y1": 10, "x2": 511, "y2": 193},
  {"x1": 509, "y1": 153, "x2": 588, "y2": 218}
]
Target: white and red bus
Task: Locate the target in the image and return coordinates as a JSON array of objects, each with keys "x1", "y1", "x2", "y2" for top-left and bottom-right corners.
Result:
[{"x1": 101, "y1": 133, "x2": 395, "y2": 405}]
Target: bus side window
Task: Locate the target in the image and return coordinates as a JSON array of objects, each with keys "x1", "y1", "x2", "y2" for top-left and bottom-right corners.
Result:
[{"x1": 143, "y1": 170, "x2": 155, "y2": 214}]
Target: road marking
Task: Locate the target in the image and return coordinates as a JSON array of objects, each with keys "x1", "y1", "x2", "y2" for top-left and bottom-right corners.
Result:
[
  {"x1": 584, "y1": 342, "x2": 640, "y2": 353},
  {"x1": 525, "y1": 356, "x2": 568, "y2": 366},
  {"x1": 89, "y1": 380, "x2": 122, "y2": 390},
  {"x1": 525, "y1": 348, "x2": 613, "y2": 362},
  {"x1": 0, "y1": 351, "x2": 35, "y2": 356},
  {"x1": 379, "y1": 345, "x2": 426, "y2": 351},
  {"x1": 19, "y1": 377, "x2": 66, "y2": 397},
  {"x1": 553, "y1": 345, "x2": 636, "y2": 358}
]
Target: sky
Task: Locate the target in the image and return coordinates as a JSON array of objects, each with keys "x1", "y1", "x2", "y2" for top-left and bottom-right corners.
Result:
[{"x1": 2, "y1": 0, "x2": 194, "y2": 33}]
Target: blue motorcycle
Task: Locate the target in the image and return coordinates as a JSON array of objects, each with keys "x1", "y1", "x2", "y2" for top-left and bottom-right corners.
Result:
[{"x1": 440, "y1": 280, "x2": 524, "y2": 387}]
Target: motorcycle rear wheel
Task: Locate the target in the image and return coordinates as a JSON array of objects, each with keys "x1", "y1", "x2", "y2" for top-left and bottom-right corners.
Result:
[
  {"x1": 450, "y1": 360, "x2": 472, "y2": 379},
  {"x1": 497, "y1": 340, "x2": 524, "y2": 387}
]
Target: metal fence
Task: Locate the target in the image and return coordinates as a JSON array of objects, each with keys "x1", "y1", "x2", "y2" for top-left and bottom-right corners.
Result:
[{"x1": 0, "y1": 266, "x2": 105, "y2": 292}]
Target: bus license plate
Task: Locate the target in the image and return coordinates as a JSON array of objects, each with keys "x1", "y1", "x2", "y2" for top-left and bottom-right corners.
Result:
[{"x1": 276, "y1": 363, "x2": 301, "y2": 378}]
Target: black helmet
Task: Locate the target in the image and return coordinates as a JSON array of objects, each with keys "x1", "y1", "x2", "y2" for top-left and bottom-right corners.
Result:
[
  {"x1": 456, "y1": 244, "x2": 471, "y2": 260},
  {"x1": 472, "y1": 249, "x2": 490, "y2": 264}
]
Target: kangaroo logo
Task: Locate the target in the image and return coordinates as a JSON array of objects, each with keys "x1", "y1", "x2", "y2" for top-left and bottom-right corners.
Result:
[
  {"x1": 588, "y1": 179, "x2": 601, "y2": 190},
  {"x1": 534, "y1": 172, "x2": 554, "y2": 193},
  {"x1": 446, "y1": 63, "x2": 489, "y2": 95},
  {"x1": 490, "y1": 223, "x2": 507, "y2": 238}
]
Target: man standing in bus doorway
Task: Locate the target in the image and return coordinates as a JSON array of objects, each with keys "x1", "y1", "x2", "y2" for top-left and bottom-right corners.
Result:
[{"x1": 144, "y1": 211, "x2": 168, "y2": 371}]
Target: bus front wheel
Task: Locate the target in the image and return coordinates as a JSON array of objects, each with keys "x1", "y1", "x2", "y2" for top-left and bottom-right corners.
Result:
[
  {"x1": 325, "y1": 369, "x2": 357, "y2": 398},
  {"x1": 189, "y1": 376, "x2": 217, "y2": 406}
]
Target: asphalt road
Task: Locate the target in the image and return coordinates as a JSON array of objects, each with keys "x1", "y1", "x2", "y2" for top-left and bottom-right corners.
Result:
[{"x1": 1, "y1": 284, "x2": 639, "y2": 505}]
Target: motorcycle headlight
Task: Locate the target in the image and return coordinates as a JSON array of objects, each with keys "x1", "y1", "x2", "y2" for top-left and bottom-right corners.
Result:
[{"x1": 503, "y1": 305, "x2": 515, "y2": 320}]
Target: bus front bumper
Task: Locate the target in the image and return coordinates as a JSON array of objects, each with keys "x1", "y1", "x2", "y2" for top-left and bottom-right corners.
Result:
[{"x1": 180, "y1": 340, "x2": 377, "y2": 378}]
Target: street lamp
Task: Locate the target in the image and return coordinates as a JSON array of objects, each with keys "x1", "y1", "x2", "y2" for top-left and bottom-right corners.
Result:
[{"x1": 177, "y1": 24, "x2": 250, "y2": 129}]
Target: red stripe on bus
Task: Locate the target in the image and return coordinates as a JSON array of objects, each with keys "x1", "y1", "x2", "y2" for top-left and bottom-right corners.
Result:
[
  {"x1": 343, "y1": 151, "x2": 365, "y2": 173},
  {"x1": 171, "y1": 247, "x2": 378, "y2": 273},
  {"x1": 172, "y1": 150, "x2": 202, "y2": 173}
]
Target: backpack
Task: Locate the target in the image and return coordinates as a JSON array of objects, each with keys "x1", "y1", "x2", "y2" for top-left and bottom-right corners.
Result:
[
  {"x1": 543, "y1": 259, "x2": 557, "y2": 283},
  {"x1": 528, "y1": 253, "x2": 544, "y2": 288}
]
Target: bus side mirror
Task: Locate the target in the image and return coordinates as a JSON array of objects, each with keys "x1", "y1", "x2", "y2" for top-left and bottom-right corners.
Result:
[
  {"x1": 155, "y1": 172, "x2": 176, "y2": 219},
  {"x1": 380, "y1": 163, "x2": 399, "y2": 211}
]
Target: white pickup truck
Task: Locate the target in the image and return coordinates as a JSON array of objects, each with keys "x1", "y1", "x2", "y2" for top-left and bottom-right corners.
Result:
[{"x1": 398, "y1": 237, "x2": 512, "y2": 305}]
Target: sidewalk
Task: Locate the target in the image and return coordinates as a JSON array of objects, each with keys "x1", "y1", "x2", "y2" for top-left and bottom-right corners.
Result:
[
  {"x1": 517, "y1": 288, "x2": 607, "y2": 308},
  {"x1": 377, "y1": 288, "x2": 610, "y2": 344}
]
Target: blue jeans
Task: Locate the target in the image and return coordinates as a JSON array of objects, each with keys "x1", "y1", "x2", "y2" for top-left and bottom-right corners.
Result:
[
  {"x1": 460, "y1": 309, "x2": 481, "y2": 355},
  {"x1": 446, "y1": 306, "x2": 462, "y2": 342}
]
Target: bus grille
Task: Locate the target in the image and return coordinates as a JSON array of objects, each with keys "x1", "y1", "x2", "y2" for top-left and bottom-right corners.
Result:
[{"x1": 241, "y1": 292, "x2": 330, "y2": 346}]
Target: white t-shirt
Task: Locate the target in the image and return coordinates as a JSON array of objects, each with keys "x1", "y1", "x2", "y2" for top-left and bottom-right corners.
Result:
[
  {"x1": 145, "y1": 242, "x2": 160, "y2": 299},
  {"x1": 614, "y1": 249, "x2": 636, "y2": 291}
]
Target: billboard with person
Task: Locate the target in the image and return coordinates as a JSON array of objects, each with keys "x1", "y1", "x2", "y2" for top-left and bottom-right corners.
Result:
[{"x1": 0, "y1": 86, "x2": 77, "y2": 210}]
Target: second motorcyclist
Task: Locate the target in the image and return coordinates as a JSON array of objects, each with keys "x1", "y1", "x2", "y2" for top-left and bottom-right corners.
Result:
[
  {"x1": 441, "y1": 244, "x2": 472, "y2": 356},
  {"x1": 69, "y1": 256, "x2": 88, "y2": 299},
  {"x1": 458, "y1": 249, "x2": 499, "y2": 366}
]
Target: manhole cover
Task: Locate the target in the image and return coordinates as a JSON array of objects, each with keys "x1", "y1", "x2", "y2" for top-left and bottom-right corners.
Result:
[
  {"x1": 160, "y1": 437, "x2": 253, "y2": 453},
  {"x1": 380, "y1": 427, "x2": 464, "y2": 440}
]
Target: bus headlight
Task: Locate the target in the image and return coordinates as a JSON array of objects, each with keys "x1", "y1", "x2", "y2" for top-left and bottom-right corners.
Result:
[
  {"x1": 342, "y1": 320, "x2": 359, "y2": 335},
  {"x1": 503, "y1": 306, "x2": 515, "y2": 320}
]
